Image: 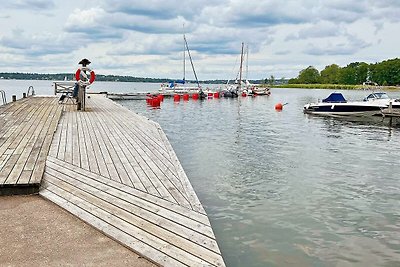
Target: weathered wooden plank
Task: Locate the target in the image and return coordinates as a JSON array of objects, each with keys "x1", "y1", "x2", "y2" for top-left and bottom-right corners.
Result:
[
  {"x1": 71, "y1": 106, "x2": 81, "y2": 167},
  {"x1": 0, "y1": 101, "x2": 45, "y2": 157},
  {"x1": 44, "y1": 164, "x2": 219, "y2": 246},
  {"x1": 56, "y1": 109, "x2": 68, "y2": 161},
  {"x1": 94, "y1": 104, "x2": 185, "y2": 189},
  {"x1": 40, "y1": 188, "x2": 182, "y2": 267},
  {"x1": 91, "y1": 98, "x2": 170, "y2": 158},
  {"x1": 0, "y1": 154, "x2": 19, "y2": 184},
  {"x1": 81, "y1": 109, "x2": 112, "y2": 178},
  {"x1": 90, "y1": 106, "x2": 179, "y2": 197},
  {"x1": 64, "y1": 109, "x2": 73, "y2": 164},
  {"x1": 41, "y1": 176, "x2": 216, "y2": 267},
  {"x1": 75, "y1": 110, "x2": 89, "y2": 171},
  {"x1": 5, "y1": 101, "x2": 56, "y2": 184},
  {"x1": 0, "y1": 100, "x2": 33, "y2": 144},
  {"x1": 101, "y1": 96, "x2": 204, "y2": 213},
  {"x1": 43, "y1": 171, "x2": 223, "y2": 266},
  {"x1": 6, "y1": 98, "x2": 51, "y2": 152},
  {"x1": 46, "y1": 156, "x2": 210, "y2": 225},
  {"x1": 89, "y1": 100, "x2": 193, "y2": 209},
  {"x1": 87, "y1": 111, "x2": 130, "y2": 184},
  {"x1": 0, "y1": 99, "x2": 53, "y2": 184},
  {"x1": 79, "y1": 109, "x2": 102, "y2": 175},
  {"x1": 30, "y1": 105, "x2": 63, "y2": 184},
  {"x1": 93, "y1": 117, "x2": 138, "y2": 187},
  {"x1": 81, "y1": 102, "x2": 152, "y2": 191}
]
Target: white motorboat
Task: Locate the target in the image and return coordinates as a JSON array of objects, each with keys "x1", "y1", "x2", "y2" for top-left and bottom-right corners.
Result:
[{"x1": 303, "y1": 92, "x2": 400, "y2": 116}]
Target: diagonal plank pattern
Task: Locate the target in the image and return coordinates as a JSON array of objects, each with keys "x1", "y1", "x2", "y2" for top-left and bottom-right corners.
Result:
[
  {"x1": 40, "y1": 94, "x2": 225, "y2": 267},
  {"x1": 0, "y1": 97, "x2": 62, "y2": 194}
]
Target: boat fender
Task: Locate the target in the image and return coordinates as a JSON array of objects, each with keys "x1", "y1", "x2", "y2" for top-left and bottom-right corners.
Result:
[
  {"x1": 331, "y1": 105, "x2": 335, "y2": 109},
  {"x1": 75, "y1": 67, "x2": 96, "y2": 85}
]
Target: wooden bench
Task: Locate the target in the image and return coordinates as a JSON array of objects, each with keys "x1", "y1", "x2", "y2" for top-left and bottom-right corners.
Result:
[{"x1": 53, "y1": 81, "x2": 87, "y2": 110}]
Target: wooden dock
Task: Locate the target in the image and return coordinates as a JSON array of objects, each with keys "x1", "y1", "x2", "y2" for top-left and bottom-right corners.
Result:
[
  {"x1": 0, "y1": 95, "x2": 225, "y2": 266},
  {"x1": 0, "y1": 97, "x2": 62, "y2": 195}
]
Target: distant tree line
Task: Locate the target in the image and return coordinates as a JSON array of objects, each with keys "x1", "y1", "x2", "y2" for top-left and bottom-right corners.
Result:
[
  {"x1": 288, "y1": 58, "x2": 400, "y2": 86},
  {"x1": 0, "y1": 72, "x2": 264, "y2": 84},
  {"x1": 0, "y1": 72, "x2": 170, "y2": 83}
]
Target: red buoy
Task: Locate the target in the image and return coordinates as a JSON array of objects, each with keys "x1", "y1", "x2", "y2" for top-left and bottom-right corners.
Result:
[
  {"x1": 158, "y1": 94, "x2": 164, "y2": 101},
  {"x1": 151, "y1": 97, "x2": 160, "y2": 107},
  {"x1": 192, "y1": 93, "x2": 199, "y2": 100},
  {"x1": 275, "y1": 103, "x2": 283, "y2": 110},
  {"x1": 173, "y1": 94, "x2": 181, "y2": 101},
  {"x1": 183, "y1": 94, "x2": 190, "y2": 101},
  {"x1": 213, "y1": 92, "x2": 220, "y2": 98},
  {"x1": 242, "y1": 92, "x2": 247, "y2": 97}
]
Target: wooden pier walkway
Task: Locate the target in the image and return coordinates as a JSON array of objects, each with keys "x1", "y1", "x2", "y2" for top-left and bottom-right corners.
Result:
[
  {"x1": 0, "y1": 95, "x2": 225, "y2": 266},
  {"x1": 0, "y1": 97, "x2": 62, "y2": 194}
]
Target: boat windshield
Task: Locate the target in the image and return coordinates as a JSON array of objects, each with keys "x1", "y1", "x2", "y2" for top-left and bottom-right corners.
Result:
[{"x1": 364, "y1": 92, "x2": 389, "y2": 101}]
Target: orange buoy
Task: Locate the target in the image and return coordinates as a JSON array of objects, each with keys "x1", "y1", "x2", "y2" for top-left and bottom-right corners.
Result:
[
  {"x1": 173, "y1": 94, "x2": 181, "y2": 101},
  {"x1": 183, "y1": 94, "x2": 190, "y2": 101},
  {"x1": 275, "y1": 103, "x2": 283, "y2": 110}
]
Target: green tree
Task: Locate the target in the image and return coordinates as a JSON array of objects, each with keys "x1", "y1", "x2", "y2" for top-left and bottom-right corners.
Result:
[
  {"x1": 370, "y1": 58, "x2": 400, "y2": 85},
  {"x1": 320, "y1": 64, "x2": 340, "y2": 84},
  {"x1": 287, "y1": 78, "x2": 298, "y2": 84},
  {"x1": 269, "y1": 75, "x2": 275, "y2": 85},
  {"x1": 297, "y1": 66, "x2": 320, "y2": 84},
  {"x1": 338, "y1": 62, "x2": 368, "y2": 85}
]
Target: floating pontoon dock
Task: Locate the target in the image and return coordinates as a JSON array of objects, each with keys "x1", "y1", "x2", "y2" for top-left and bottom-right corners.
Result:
[{"x1": 0, "y1": 94, "x2": 225, "y2": 267}]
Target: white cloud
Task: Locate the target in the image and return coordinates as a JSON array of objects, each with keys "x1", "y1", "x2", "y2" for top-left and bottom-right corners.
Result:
[{"x1": 0, "y1": 0, "x2": 399, "y2": 79}]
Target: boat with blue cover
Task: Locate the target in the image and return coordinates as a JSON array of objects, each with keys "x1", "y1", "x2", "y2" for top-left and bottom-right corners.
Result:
[{"x1": 303, "y1": 92, "x2": 400, "y2": 116}]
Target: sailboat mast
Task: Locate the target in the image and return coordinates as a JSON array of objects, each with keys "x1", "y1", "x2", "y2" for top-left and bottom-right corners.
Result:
[
  {"x1": 183, "y1": 30, "x2": 186, "y2": 82},
  {"x1": 246, "y1": 45, "x2": 249, "y2": 81},
  {"x1": 239, "y1": 42, "x2": 244, "y2": 91},
  {"x1": 184, "y1": 35, "x2": 200, "y2": 87}
]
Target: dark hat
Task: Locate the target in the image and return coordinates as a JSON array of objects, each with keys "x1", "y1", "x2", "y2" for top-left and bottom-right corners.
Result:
[{"x1": 78, "y1": 58, "x2": 91, "y2": 65}]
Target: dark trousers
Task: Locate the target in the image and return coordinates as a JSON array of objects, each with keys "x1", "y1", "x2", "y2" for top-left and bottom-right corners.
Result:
[{"x1": 73, "y1": 83, "x2": 79, "y2": 97}]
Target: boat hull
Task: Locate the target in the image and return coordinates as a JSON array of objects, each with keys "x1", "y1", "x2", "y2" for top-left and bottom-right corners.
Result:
[{"x1": 303, "y1": 103, "x2": 385, "y2": 116}]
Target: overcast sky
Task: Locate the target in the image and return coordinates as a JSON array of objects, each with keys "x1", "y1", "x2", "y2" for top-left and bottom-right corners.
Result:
[{"x1": 0, "y1": 0, "x2": 399, "y2": 80}]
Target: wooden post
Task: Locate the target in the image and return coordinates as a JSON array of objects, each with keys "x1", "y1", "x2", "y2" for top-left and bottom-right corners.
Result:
[
  {"x1": 77, "y1": 84, "x2": 86, "y2": 111},
  {"x1": 12, "y1": 95, "x2": 16, "y2": 102},
  {"x1": 23, "y1": 93, "x2": 27, "y2": 98}
]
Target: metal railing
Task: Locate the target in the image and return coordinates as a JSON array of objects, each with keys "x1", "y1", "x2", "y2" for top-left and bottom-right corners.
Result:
[
  {"x1": 27, "y1": 86, "x2": 35, "y2": 96},
  {"x1": 0, "y1": 90, "x2": 6, "y2": 105}
]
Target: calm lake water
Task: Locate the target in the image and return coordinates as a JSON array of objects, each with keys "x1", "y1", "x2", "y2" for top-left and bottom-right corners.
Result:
[{"x1": 2, "y1": 80, "x2": 400, "y2": 266}]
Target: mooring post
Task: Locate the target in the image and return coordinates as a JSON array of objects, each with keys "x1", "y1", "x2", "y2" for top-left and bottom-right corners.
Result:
[
  {"x1": 12, "y1": 95, "x2": 16, "y2": 102},
  {"x1": 23, "y1": 93, "x2": 27, "y2": 98}
]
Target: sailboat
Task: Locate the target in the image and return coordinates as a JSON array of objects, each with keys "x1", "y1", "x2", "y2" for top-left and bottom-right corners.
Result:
[
  {"x1": 159, "y1": 34, "x2": 204, "y2": 96},
  {"x1": 222, "y1": 42, "x2": 245, "y2": 98},
  {"x1": 241, "y1": 45, "x2": 271, "y2": 96}
]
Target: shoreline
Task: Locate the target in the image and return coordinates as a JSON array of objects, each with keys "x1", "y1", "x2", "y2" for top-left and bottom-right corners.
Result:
[{"x1": 270, "y1": 84, "x2": 400, "y2": 91}]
